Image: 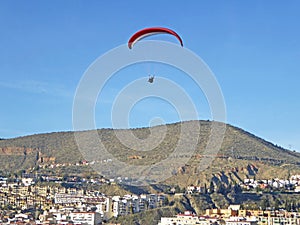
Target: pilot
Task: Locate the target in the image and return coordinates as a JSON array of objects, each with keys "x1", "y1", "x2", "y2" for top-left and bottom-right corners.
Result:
[{"x1": 148, "y1": 75, "x2": 154, "y2": 83}]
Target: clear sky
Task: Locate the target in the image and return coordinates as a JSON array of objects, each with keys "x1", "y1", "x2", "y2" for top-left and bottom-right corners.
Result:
[{"x1": 0, "y1": 1, "x2": 299, "y2": 151}]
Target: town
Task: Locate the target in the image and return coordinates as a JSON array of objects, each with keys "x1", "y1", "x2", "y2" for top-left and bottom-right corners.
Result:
[
  {"x1": 0, "y1": 171, "x2": 299, "y2": 224},
  {"x1": 158, "y1": 206, "x2": 300, "y2": 225}
]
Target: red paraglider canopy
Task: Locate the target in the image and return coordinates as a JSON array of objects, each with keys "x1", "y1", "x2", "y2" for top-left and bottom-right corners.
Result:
[{"x1": 128, "y1": 27, "x2": 183, "y2": 49}]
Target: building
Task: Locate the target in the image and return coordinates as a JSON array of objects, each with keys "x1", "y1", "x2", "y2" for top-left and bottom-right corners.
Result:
[
  {"x1": 225, "y1": 217, "x2": 258, "y2": 225},
  {"x1": 21, "y1": 177, "x2": 35, "y2": 186},
  {"x1": 158, "y1": 211, "x2": 210, "y2": 225},
  {"x1": 70, "y1": 212, "x2": 102, "y2": 225}
]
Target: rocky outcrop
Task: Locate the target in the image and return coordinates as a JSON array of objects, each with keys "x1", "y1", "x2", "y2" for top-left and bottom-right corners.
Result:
[{"x1": 0, "y1": 146, "x2": 38, "y2": 155}]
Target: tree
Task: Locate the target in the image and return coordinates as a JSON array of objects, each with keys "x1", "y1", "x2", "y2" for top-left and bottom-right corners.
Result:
[
  {"x1": 209, "y1": 181, "x2": 214, "y2": 193},
  {"x1": 163, "y1": 197, "x2": 169, "y2": 206},
  {"x1": 145, "y1": 201, "x2": 149, "y2": 210},
  {"x1": 129, "y1": 205, "x2": 134, "y2": 214}
]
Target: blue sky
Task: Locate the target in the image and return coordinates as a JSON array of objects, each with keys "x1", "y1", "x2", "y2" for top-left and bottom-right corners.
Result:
[{"x1": 0, "y1": 1, "x2": 300, "y2": 151}]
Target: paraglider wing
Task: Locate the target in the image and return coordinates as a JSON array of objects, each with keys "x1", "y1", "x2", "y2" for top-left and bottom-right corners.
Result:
[{"x1": 128, "y1": 27, "x2": 183, "y2": 49}]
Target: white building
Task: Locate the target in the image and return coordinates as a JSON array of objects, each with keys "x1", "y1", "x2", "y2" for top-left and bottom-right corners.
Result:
[
  {"x1": 268, "y1": 216, "x2": 300, "y2": 225},
  {"x1": 70, "y1": 212, "x2": 102, "y2": 225},
  {"x1": 225, "y1": 217, "x2": 257, "y2": 225},
  {"x1": 294, "y1": 186, "x2": 300, "y2": 193},
  {"x1": 0, "y1": 177, "x2": 7, "y2": 185},
  {"x1": 158, "y1": 211, "x2": 210, "y2": 225},
  {"x1": 21, "y1": 177, "x2": 35, "y2": 186},
  {"x1": 54, "y1": 193, "x2": 84, "y2": 204}
]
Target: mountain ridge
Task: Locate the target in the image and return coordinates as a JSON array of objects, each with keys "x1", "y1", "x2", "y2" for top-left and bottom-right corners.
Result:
[{"x1": 0, "y1": 120, "x2": 299, "y2": 176}]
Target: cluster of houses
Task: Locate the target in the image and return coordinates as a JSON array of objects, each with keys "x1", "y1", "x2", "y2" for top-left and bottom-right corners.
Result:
[
  {"x1": 1, "y1": 172, "x2": 300, "y2": 224},
  {"x1": 0, "y1": 175, "x2": 167, "y2": 224},
  {"x1": 0, "y1": 192, "x2": 166, "y2": 224},
  {"x1": 1, "y1": 171, "x2": 132, "y2": 188},
  {"x1": 110, "y1": 194, "x2": 166, "y2": 217},
  {"x1": 21, "y1": 171, "x2": 132, "y2": 186},
  {"x1": 158, "y1": 205, "x2": 300, "y2": 225},
  {"x1": 38, "y1": 159, "x2": 112, "y2": 170},
  {"x1": 186, "y1": 174, "x2": 300, "y2": 194},
  {"x1": 53, "y1": 192, "x2": 166, "y2": 218},
  {"x1": 0, "y1": 210, "x2": 103, "y2": 225},
  {"x1": 240, "y1": 174, "x2": 300, "y2": 192}
]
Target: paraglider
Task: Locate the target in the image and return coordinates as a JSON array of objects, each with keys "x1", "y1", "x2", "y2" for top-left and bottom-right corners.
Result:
[
  {"x1": 148, "y1": 75, "x2": 155, "y2": 83},
  {"x1": 128, "y1": 27, "x2": 183, "y2": 49},
  {"x1": 128, "y1": 27, "x2": 183, "y2": 84}
]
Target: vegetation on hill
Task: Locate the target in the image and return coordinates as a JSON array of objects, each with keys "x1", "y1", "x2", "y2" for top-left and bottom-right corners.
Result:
[{"x1": 0, "y1": 120, "x2": 299, "y2": 184}]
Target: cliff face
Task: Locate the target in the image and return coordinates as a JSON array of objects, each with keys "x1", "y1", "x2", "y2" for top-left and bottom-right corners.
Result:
[
  {"x1": 0, "y1": 146, "x2": 38, "y2": 155},
  {"x1": 0, "y1": 147, "x2": 56, "y2": 166}
]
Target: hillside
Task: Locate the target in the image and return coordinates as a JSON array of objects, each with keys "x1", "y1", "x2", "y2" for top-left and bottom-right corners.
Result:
[{"x1": 0, "y1": 120, "x2": 299, "y2": 184}]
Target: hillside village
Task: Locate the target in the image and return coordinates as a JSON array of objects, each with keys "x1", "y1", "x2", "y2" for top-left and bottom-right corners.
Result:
[
  {"x1": 0, "y1": 170, "x2": 300, "y2": 224},
  {"x1": 158, "y1": 206, "x2": 300, "y2": 225},
  {"x1": 187, "y1": 174, "x2": 300, "y2": 194}
]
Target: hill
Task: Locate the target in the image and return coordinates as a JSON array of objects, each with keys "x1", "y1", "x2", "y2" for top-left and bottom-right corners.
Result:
[{"x1": 0, "y1": 120, "x2": 299, "y2": 185}]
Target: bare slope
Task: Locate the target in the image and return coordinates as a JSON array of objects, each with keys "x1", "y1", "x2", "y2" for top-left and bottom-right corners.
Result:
[{"x1": 0, "y1": 120, "x2": 299, "y2": 173}]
